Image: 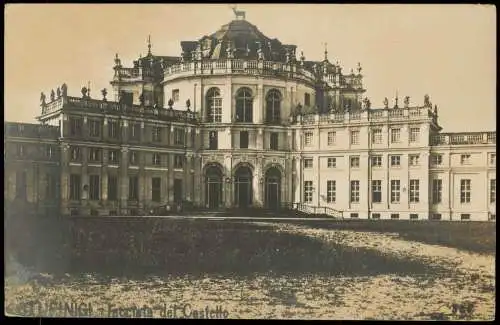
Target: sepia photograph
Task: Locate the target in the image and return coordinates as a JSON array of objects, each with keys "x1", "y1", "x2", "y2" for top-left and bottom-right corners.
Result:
[{"x1": 4, "y1": 3, "x2": 496, "y2": 320}]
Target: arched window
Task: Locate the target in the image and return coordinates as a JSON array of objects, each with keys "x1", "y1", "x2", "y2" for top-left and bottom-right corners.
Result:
[
  {"x1": 266, "y1": 89, "x2": 282, "y2": 124},
  {"x1": 206, "y1": 88, "x2": 222, "y2": 122},
  {"x1": 235, "y1": 88, "x2": 253, "y2": 122}
]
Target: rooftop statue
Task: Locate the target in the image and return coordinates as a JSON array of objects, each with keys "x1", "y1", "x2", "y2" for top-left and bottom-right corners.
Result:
[
  {"x1": 61, "y1": 83, "x2": 67, "y2": 97},
  {"x1": 114, "y1": 53, "x2": 121, "y2": 67},
  {"x1": 56, "y1": 87, "x2": 61, "y2": 98},
  {"x1": 424, "y1": 94, "x2": 431, "y2": 107},
  {"x1": 50, "y1": 89, "x2": 55, "y2": 102},
  {"x1": 363, "y1": 97, "x2": 371, "y2": 110},
  {"x1": 231, "y1": 5, "x2": 246, "y2": 20},
  {"x1": 40, "y1": 92, "x2": 46, "y2": 106},
  {"x1": 383, "y1": 97, "x2": 389, "y2": 108},
  {"x1": 404, "y1": 96, "x2": 410, "y2": 107}
]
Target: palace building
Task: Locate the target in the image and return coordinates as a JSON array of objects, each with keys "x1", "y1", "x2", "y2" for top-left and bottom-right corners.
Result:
[{"x1": 4, "y1": 14, "x2": 496, "y2": 221}]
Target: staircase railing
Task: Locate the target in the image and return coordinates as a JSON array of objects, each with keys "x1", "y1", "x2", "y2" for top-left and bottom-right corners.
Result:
[{"x1": 281, "y1": 203, "x2": 343, "y2": 219}]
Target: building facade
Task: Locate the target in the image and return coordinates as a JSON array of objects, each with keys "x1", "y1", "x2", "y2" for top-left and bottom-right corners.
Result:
[{"x1": 4, "y1": 15, "x2": 496, "y2": 220}]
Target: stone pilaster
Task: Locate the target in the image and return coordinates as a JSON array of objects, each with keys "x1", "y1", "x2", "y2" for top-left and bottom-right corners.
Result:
[
  {"x1": 253, "y1": 158, "x2": 263, "y2": 207},
  {"x1": 185, "y1": 153, "x2": 193, "y2": 201},
  {"x1": 255, "y1": 83, "x2": 263, "y2": 123},
  {"x1": 193, "y1": 155, "x2": 202, "y2": 206},
  {"x1": 168, "y1": 153, "x2": 174, "y2": 202},
  {"x1": 60, "y1": 143, "x2": 70, "y2": 215},
  {"x1": 119, "y1": 147, "x2": 128, "y2": 214},
  {"x1": 294, "y1": 155, "x2": 302, "y2": 203},
  {"x1": 224, "y1": 154, "x2": 232, "y2": 208}
]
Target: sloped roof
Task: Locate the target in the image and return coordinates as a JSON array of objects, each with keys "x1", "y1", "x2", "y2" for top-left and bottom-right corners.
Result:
[{"x1": 185, "y1": 19, "x2": 293, "y2": 62}]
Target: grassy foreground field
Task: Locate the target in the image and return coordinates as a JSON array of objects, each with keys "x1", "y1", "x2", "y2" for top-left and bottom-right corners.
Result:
[{"x1": 4, "y1": 216, "x2": 496, "y2": 320}]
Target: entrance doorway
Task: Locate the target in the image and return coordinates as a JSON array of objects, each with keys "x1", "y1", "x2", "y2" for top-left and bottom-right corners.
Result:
[
  {"x1": 234, "y1": 166, "x2": 253, "y2": 208},
  {"x1": 265, "y1": 167, "x2": 281, "y2": 209},
  {"x1": 205, "y1": 165, "x2": 222, "y2": 209},
  {"x1": 173, "y1": 179, "x2": 183, "y2": 204}
]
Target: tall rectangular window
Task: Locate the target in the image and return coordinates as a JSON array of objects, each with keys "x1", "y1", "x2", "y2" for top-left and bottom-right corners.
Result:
[
  {"x1": 174, "y1": 155, "x2": 184, "y2": 169},
  {"x1": 303, "y1": 158, "x2": 313, "y2": 169},
  {"x1": 108, "y1": 120, "x2": 119, "y2": 139},
  {"x1": 432, "y1": 179, "x2": 442, "y2": 204},
  {"x1": 15, "y1": 171, "x2": 27, "y2": 199},
  {"x1": 409, "y1": 127, "x2": 420, "y2": 143},
  {"x1": 409, "y1": 179, "x2": 420, "y2": 203},
  {"x1": 129, "y1": 151, "x2": 138, "y2": 165},
  {"x1": 130, "y1": 123, "x2": 141, "y2": 140},
  {"x1": 45, "y1": 173, "x2": 57, "y2": 200},
  {"x1": 152, "y1": 127, "x2": 162, "y2": 142},
  {"x1": 431, "y1": 154, "x2": 443, "y2": 166},
  {"x1": 152, "y1": 177, "x2": 161, "y2": 202},
  {"x1": 304, "y1": 93, "x2": 311, "y2": 106},
  {"x1": 208, "y1": 96, "x2": 222, "y2": 123},
  {"x1": 304, "y1": 132, "x2": 313, "y2": 146},
  {"x1": 69, "y1": 117, "x2": 82, "y2": 136},
  {"x1": 89, "y1": 148, "x2": 101, "y2": 162},
  {"x1": 326, "y1": 180, "x2": 336, "y2": 203},
  {"x1": 390, "y1": 155, "x2": 401, "y2": 167},
  {"x1": 350, "y1": 156, "x2": 360, "y2": 168},
  {"x1": 17, "y1": 144, "x2": 25, "y2": 158},
  {"x1": 108, "y1": 176, "x2": 118, "y2": 201},
  {"x1": 327, "y1": 131, "x2": 336, "y2": 146},
  {"x1": 89, "y1": 175, "x2": 100, "y2": 200},
  {"x1": 174, "y1": 128, "x2": 185, "y2": 145},
  {"x1": 391, "y1": 128, "x2": 401, "y2": 143},
  {"x1": 119, "y1": 91, "x2": 133, "y2": 105},
  {"x1": 109, "y1": 150, "x2": 119, "y2": 164},
  {"x1": 304, "y1": 181, "x2": 313, "y2": 203},
  {"x1": 460, "y1": 179, "x2": 471, "y2": 203},
  {"x1": 70, "y1": 146, "x2": 80, "y2": 161},
  {"x1": 240, "y1": 131, "x2": 249, "y2": 149},
  {"x1": 391, "y1": 180, "x2": 400, "y2": 203},
  {"x1": 350, "y1": 180, "x2": 360, "y2": 203},
  {"x1": 460, "y1": 154, "x2": 471, "y2": 165},
  {"x1": 372, "y1": 180, "x2": 382, "y2": 203},
  {"x1": 490, "y1": 179, "x2": 496, "y2": 203},
  {"x1": 129, "y1": 176, "x2": 138, "y2": 200},
  {"x1": 270, "y1": 132, "x2": 279, "y2": 150},
  {"x1": 489, "y1": 153, "x2": 496, "y2": 165},
  {"x1": 409, "y1": 154, "x2": 420, "y2": 166},
  {"x1": 327, "y1": 157, "x2": 337, "y2": 168},
  {"x1": 89, "y1": 120, "x2": 101, "y2": 137},
  {"x1": 372, "y1": 129, "x2": 382, "y2": 144},
  {"x1": 371, "y1": 155, "x2": 382, "y2": 167},
  {"x1": 152, "y1": 153, "x2": 161, "y2": 166},
  {"x1": 350, "y1": 130, "x2": 360, "y2": 145},
  {"x1": 69, "y1": 174, "x2": 81, "y2": 200},
  {"x1": 45, "y1": 145, "x2": 54, "y2": 159},
  {"x1": 209, "y1": 131, "x2": 218, "y2": 150},
  {"x1": 172, "y1": 89, "x2": 180, "y2": 102}
]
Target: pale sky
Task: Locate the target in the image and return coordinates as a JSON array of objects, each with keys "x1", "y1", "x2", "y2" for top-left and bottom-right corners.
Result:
[{"x1": 4, "y1": 4, "x2": 496, "y2": 132}]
